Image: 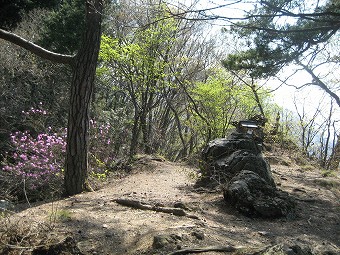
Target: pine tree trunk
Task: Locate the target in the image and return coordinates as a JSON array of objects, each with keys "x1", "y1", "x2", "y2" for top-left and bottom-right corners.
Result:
[{"x1": 64, "y1": 0, "x2": 103, "y2": 196}]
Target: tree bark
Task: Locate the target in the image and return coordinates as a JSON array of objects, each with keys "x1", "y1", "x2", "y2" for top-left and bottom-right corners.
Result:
[{"x1": 64, "y1": 0, "x2": 103, "y2": 195}]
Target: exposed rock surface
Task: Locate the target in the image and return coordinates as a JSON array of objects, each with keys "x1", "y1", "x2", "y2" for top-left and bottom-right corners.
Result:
[
  {"x1": 199, "y1": 131, "x2": 295, "y2": 217},
  {"x1": 202, "y1": 133, "x2": 261, "y2": 162},
  {"x1": 214, "y1": 150, "x2": 275, "y2": 185},
  {"x1": 224, "y1": 170, "x2": 295, "y2": 217},
  {"x1": 152, "y1": 234, "x2": 182, "y2": 249}
]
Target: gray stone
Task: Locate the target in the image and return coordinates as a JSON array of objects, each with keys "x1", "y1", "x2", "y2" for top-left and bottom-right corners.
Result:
[
  {"x1": 191, "y1": 231, "x2": 204, "y2": 240},
  {"x1": 202, "y1": 133, "x2": 260, "y2": 163},
  {"x1": 214, "y1": 150, "x2": 275, "y2": 186},
  {"x1": 199, "y1": 130, "x2": 296, "y2": 218},
  {"x1": 223, "y1": 171, "x2": 295, "y2": 217},
  {"x1": 152, "y1": 234, "x2": 182, "y2": 249}
]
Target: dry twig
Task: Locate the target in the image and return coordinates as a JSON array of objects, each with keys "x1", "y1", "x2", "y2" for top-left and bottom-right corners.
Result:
[
  {"x1": 114, "y1": 198, "x2": 199, "y2": 219},
  {"x1": 167, "y1": 245, "x2": 236, "y2": 254}
]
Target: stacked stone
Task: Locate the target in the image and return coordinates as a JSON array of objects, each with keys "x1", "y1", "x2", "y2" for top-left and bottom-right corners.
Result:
[{"x1": 200, "y1": 132, "x2": 295, "y2": 218}]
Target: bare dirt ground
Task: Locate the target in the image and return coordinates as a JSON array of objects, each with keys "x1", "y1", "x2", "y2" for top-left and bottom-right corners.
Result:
[{"x1": 1, "y1": 152, "x2": 340, "y2": 255}]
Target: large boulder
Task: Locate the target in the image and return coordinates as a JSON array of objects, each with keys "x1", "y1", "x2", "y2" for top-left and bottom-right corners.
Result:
[
  {"x1": 200, "y1": 132, "x2": 273, "y2": 187},
  {"x1": 202, "y1": 133, "x2": 261, "y2": 162},
  {"x1": 198, "y1": 131, "x2": 295, "y2": 218},
  {"x1": 214, "y1": 150, "x2": 275, "y2": 186},
  {"x1": 223, "y1": 170, "x2": 295, "y2": 217}
]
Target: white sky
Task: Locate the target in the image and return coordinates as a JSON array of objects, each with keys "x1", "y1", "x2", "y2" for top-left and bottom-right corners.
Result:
[{"x1": 180, "y1": 0, "x2": 340, "y2": 121}]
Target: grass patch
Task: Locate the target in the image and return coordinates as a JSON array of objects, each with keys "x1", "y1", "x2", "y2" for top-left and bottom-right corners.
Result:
[
  {"x1": 321, "y1": 170, "x2": 337, "y2": 177},
  {"x1": 314, "y1": 179, "x2": 340, "y2": 190},
  {"x1": 49, "y1": 209, "x2": 72, "y2": 222},
  {"x1": 299, "y1": 164, "x2": 315, "y2": 172},
  {"x1": 187, "y1": 170, "x2": 200, "y2": 181},
  {"x1": 0, "y1": 211, "x2": 8, "y2": 218}
]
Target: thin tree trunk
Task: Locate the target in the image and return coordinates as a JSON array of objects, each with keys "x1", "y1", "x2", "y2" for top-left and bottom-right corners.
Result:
[
  {"x1": 250, "y1": 79, "x2": 265, "y2": 118},
  {"x1": 329, "y1": 135, "x2": 340, "y2": 170},
  {"x1": 142, "y1": 93, "x2": 154, "y2": 154},
  {"x1": 129, "y1": 110, "x2": 141, "y2": 159},
  {"x1": 322, "y1": 101, "x2": 333, "y2": 167},
  {"x1": 64, "y1": 0, "x2": 103, "y2": 196},
  {"x1": 168, "y1": 102, "x2": 187, "y2": 159}
]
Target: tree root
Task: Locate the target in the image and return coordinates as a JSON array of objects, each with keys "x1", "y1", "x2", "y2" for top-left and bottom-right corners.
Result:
[
  {"x1": 167, "y1": 245, "x2": 236, "y2": 255},
  {"x1": 114, "y1": 198, "x2": 199, "y2": 219}
]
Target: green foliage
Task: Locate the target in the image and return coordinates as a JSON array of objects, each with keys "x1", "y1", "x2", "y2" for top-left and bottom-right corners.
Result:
[
  {"x1": 49, "y1": 208, "x2": 72, "y2": 222},
  {"x1": 189, "y1": 70, "x2": 233, "y2": 139},
  {"x1": 89, "y1": 154, "x2": 110, "y2": 181},
  {"x1": 38, "y1": 0, "x2": 85, "y2": 54},
  {"x1": 265, "y1": 107, "x2": 301, "y2": 149},
  {"x1": 223, "y1": 0, "x2": 340, "y2": 78},
  {"x1": 99, "y1": 4, "x2": 178, "y2": 80},
  {"x1": 99, "y1": 14, "x2": 177, "y2": 87},
  {"x1": 188, "y1": 68, "x2": 272, "y2": 141},
  {"x1": 98, "y1": 11, "x2": 179, "y2": 156},
  {"x1": 0, "y1": 211, "x2": 8, "y2": 219},
  {"x1": 223, "y1": 46, "x2": 288, "y2": 78},
  {"x1": 321, "y1": 170, "x2": 337, "y2": 178},
  {"x1": 0, "y1": 0, "x2": 60, "y2": 30}
]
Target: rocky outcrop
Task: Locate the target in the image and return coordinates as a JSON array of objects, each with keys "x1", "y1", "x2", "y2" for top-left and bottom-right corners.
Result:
[
  {"x1": 224, "y1": 170, "x2": 295, "y2": 217},
  {"x1": 199, "y1": 131, "x2": 295, "y2": 218}
]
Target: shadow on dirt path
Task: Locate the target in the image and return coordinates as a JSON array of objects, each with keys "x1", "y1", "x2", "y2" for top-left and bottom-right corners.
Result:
[{"x1": 2, "y1": 155, "x2": 340, "y2": 254}]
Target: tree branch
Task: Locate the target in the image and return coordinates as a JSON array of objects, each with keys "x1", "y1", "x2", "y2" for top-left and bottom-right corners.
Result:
[
  {"x1": 0, "y1": 29, "x2": 74, "y2": 65},
  {"x1": 114, "y1": 198, "x2": 199, "y2": 219},
  {"x1": 167, "y1": 245, "x2": 236, "y2": 255},
  {"x1": 297, "y1": 61, "x2": 340, "y2": 108}
]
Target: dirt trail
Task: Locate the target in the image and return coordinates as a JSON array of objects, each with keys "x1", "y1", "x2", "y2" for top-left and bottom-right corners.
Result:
[{"x1": 3, "y1": 155, "x2": 340, "y2": 255}]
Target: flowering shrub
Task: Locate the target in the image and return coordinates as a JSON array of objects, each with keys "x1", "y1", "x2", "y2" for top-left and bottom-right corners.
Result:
[
  {"x1": 1, "y1": 104, "x2": 66, "y2": 200},
  {"x1": 2, "y1": 129, "x2": 66, "y2": 192},
  {"x1": 4, "y1": 131, "x2": 66, "y2": 181},
  {"x1": 1, "y1": 104, "x2": 117, "y2": 200}
]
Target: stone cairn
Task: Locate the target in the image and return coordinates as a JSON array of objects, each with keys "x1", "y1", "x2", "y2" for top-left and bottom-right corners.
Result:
[{"x1": 198, "y1": 120, "x2": 295, "y2": 218}]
